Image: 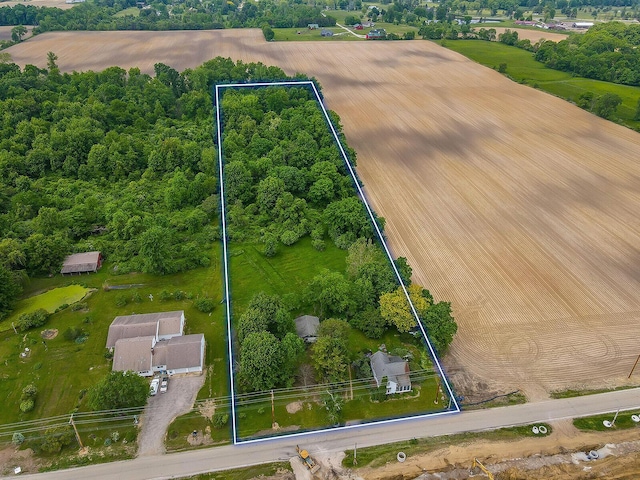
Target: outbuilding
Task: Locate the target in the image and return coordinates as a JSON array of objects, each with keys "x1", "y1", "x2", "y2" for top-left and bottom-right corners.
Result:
[{"x1": 61, "y1": 251, "x2": 102, "y2": 275}]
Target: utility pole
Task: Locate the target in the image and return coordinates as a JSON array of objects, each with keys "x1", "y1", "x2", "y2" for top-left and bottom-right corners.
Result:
[
  {"x1": 11, "y1": 322, "x2": 17, "y2": 334},
  {"x1": 69, "y1": 414, "x2": 84, "y2": 448},
  {"x1": 628, "y1": 354, "x2": 640, "y2": 378},
  {"x1": 353, "y1": 443, "x2": 357, "y2": 466},
  {"x1": 271, "y1": 389, "x2": 275, "y2": 427},
  {"x1": 434, "y1": 377, "x2": 441, "y2": 404}
]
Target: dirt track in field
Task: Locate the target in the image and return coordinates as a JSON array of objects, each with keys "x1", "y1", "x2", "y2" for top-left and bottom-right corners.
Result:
[{"x1": 8, "y1": 30, "x2": 640, "y2": 400}]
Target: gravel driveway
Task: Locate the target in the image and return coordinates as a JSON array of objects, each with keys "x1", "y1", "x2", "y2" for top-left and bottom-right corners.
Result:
[{"x1": 137, "y1": 374, "x2": 205, "y2": 456}]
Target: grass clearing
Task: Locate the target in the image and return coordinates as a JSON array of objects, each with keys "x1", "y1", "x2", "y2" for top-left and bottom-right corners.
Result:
[
  {"x1": 113, "y1": 7, "x2": 140, "y2": 17},
  {"x1": 550, "y1": 385, "x2": 640, "y2": 399},
  {"x1": 2, "y1": 285, "x2": 91, "y2": 331},
  {"x1": 181, "y1": 462, "x2": 292, "y2": 480},
  {"x1": 444, "y1": 40, "x2": 640, "y2": 129}
]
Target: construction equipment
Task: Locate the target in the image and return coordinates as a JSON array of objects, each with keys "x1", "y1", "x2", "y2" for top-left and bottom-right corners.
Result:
[
  {"x1": 296, "y1": 445, "x2": 321, "y2": 474},
  {"x1": 472, "y1": 458, "x2": 494, "y2": 480}
]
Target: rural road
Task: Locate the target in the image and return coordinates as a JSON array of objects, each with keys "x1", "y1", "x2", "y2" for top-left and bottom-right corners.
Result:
[{"x1": 12, "y1": 388, "x2": 640, "y2": 480}]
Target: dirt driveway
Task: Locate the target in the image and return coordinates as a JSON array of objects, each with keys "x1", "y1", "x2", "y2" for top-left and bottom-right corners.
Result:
[{"x1": 136, "y1": 374, "x2": 205, "y2": 456}]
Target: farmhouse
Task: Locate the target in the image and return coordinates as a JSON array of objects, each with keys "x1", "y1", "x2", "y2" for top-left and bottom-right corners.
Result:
[
  {"x1": 60, "y1": 251, "x2": 102, "y2": 275},
  {"x1": 370, "y1": 351, "x2": 411, "y2": 394},
  {"x1": 366, "y1": 29, "x2": 386, "y2": 40},
  {"x1": 106, "y1": 311, "x2": 204, "y2": 376},
  {"x1": 295, "y1": 315, "x2": 320, "y2": 343}
]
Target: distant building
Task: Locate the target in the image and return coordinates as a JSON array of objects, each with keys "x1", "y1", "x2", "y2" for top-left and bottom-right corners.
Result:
[
  {"x1": 573, "y1": 22, "x2": 594, "y2": 29},
  {"x1": 370, "y1": 351, "x2": 412, "y2": 394},
  {"x1": 321, "y1": 29, "x2": 334, "y2": 37},
  {"x1": 308, "y1": 23, "x2": 319, "y2": 29},
  {"x1": 61, "y1": 251, "x2": 102, "y2": 275},
  {"x1": 366, "y1": 28, "x2": 387, "y2": 40},
  {"x1": 295, "y1": 315, "x2": 320, "y2": 343}
]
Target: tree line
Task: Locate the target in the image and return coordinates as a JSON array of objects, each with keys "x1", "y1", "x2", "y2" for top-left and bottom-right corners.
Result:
[{"x1": 0, "y1": 57, "x2": 297, "y2": 320}]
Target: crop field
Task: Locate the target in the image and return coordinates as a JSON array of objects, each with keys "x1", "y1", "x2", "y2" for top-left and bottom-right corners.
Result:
[{"x1": 7, "y1": 29, "x2": 640, "y2": 402}]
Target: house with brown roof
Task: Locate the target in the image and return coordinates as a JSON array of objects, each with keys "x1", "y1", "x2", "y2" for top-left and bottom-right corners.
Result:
[
  {"x1": 61, "y1": 251, "x2": 102, "y2": 275},
  {"x1": 112, "y1": 336, "x2": 156, "y2": 376},
  {"x1": 370, "y1": 351, "x2": 411, "y2": 394}
]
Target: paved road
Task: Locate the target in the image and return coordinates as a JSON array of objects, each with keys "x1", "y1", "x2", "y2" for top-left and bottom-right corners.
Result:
[{"x1": 12, "y1": 388, "x2": 640, "y2": 480}]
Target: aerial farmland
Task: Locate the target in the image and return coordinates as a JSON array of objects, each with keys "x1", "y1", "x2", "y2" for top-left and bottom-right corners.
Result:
[{"x1": 7, "y1": 27, "x2": 640, "y2": 405}]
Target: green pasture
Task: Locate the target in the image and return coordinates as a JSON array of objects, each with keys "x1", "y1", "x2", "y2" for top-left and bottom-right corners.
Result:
[
  {"x1": 2, "y1": 285, "x2": 91, "y2": 331},
  {"x1": 0, "y1": 249, "x2": 227, "y2": 436},
  {"x1": 444, "y1": 40, "x2": 640, "y2": 129},
  {"x1": 113, "y1": 7, "x2": 140, "y2": 17}
]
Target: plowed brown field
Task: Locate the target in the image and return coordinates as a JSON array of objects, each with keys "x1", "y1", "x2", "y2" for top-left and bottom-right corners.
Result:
[{"x1": 7, "y1": 30, "x2": 640, "y2": 400}]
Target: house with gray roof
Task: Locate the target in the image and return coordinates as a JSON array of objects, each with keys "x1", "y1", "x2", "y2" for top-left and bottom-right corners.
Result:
[
  {"x1": 61, "y1": 251, "x2": 102, "y2": 275},
  {"x1": 370, "y1": 351, "x2": 411, "y2": 394},
  {"x1": 107, "y1": 311, "x2": 204, "y2": 377},
  {"x1": 106, "y1": 311, "x2": 184, "y2": 348},
  {"x1": 295, "y1": 315, "x2": 320, "y2": 343}
]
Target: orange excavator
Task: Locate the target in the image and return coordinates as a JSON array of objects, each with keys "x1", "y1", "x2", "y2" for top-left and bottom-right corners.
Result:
[{"x1": 472, "y1": 458, "x2": 495, "y2": 480}]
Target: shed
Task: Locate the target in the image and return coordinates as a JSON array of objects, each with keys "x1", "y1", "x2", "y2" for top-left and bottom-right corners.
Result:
[
  {"x1": 61, "y1": 251, "x2": 102, "y2": 275},
  {"x1": 321, "y1": 29, "x2": 334, "y2": 37},
  {"x1": 295, "y1": 315, "x2": 320, "y2": 343},
  {"x1": 370, "y1": 351, "x2": 411, "y2": 394}
]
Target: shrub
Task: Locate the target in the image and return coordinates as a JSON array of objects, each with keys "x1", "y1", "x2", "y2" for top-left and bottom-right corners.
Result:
[
  {"x1": 131, "y1": 291, "x2": 142, "y2": 303},
  {"x1": 33, "y1": 362, "x2": 42, "y2": 370},
  {"x1": 39, "y1": 427, "x2": 75, "y2": 454},
  {"x1": 370, "y1": 386, "x2": 387, "y2": 403},
  {"x1": 16, "y1": 309, "x2": 49, "y2": 332},
  {"x1": 71, "y1": 302, "x2": 87, "y2": 311},
  {"x1": 174, "y1": 290, "x2": 186, "y2": 300},
  {"x1": 12, "y1": 432, "x2": 25, "y2": 446},
  {"x1": 159, "y1": 290, "x2": 171, "y2": 301},
  {"x1": 311, "y1": 239, "x2": 326, "y2": 251},
  {"x1": 19, "y1": 399, "x2": 35, "y2": 413},
  {"x1": 280, "y1": 230, "x2": 299, "y2": 246},
  {"x1": 334, "y1": 233, "x2": 355, "y2": 250},
  {"x1": 103, "y1": 438, "x2": 112, "y2": 447},
  {"x1": 213, "y1": 412, "x2": 229, "y2": 428},
  {"x1": 310, "y1": 227, "x2": 324, "y2": 241},
  {"x1": 194, "y1": 297, "x2": 215, "y2": 313},
  {"x1": 63, "y1": 326, "x2": 85, "y2": 342},
  {"x1": 263, "y1": 235, "x2": 278, "y2": 257},
  {"x1": 54, "y1": 303, "x2": 69, "y2": 313},
  {"x1": 115, "y1": 294, "x2": 127, "y2": 307},
  {"x1": 111, "y1": 431, "x2": 120, "y2": 442},
  {"x1": 257, "y1": 407, "x2": 265, "y2": 415},
  {"x1": 21, "y1": 384, "x2": 38, "y2": 400}
]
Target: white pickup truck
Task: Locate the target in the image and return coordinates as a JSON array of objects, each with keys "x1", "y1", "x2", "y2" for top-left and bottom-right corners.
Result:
[{"x1": 150, "y1": 378, "x2": 160, "y2": 396}]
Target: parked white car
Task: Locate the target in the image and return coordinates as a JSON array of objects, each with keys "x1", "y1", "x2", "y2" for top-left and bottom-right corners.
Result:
[
  {"x1": 160, "y1": 377, "x2": 168, "y2": 394},
  {"x1": 150, "y1": 378, "x2": 160, "y2": 396}
]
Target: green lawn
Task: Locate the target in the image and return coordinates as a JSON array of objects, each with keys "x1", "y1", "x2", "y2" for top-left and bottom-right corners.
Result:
[
  {"x1": 444, "y1": 40, "x2": 640, "y2": 129},
  {"x1": 573, "y1": 412, "x2": 640, "y2": 431},
  {"x1": 113, "y1": 7, "x2": 139, "y2": 17},
  {"x1": 2, "y1": 285, "x2": 91, "y2": 331}
]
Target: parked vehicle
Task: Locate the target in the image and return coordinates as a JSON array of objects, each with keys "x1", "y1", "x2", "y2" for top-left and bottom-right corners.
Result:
[
  {"x1": 160, "y1": 377, "x2": 168, "y2": 393},
  {"x1": 296, "y1": 445, "x2": 320, "y2": 474},
  {"x1": 150, "y1": 378, "x2": 160, "y2": 396}
]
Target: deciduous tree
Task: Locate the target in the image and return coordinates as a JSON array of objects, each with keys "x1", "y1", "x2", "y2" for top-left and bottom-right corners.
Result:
[{"x1": 88, "y1": 371, "x2": 149, "y2": 410}]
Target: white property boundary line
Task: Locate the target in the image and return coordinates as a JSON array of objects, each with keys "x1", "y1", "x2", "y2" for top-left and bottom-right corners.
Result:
[{"x1": 215, "y1": 80, "x2": 460, "y2": 445}]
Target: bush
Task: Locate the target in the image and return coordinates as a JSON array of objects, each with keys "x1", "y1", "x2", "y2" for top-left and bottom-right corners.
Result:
[
  {"x1": 310, "y1": 227, "x2": 324, "y2": 241},
  {"x1": 213, "y1": 412, "x2": 229, "y2": 428},
  {"x1": 111, "y1": 431, "x2": 120, "y2": 442},
  {"x1": 159, "y1": 290, "x2": 171, "y2": 301},
  {"x1": 71, "y1": 302, "x2": 88, "y2": 311},
  {"x1": 280, "y1": 230, "x2": 299, "y2": 246},
  {"x1": 16, "y1": 309, "x2": 49, "y2": 332},
  {"x1": 194, "y1": 297, "x2": 215, "y2": 313},
  {"x1": 131, "y1": 291, "x2": 142, "y2": 303},
  {"x1": 63, "y1": 326, "x2": 85, "y2": 342},
  {"x1": 39, "y1": 427, "x2": 75, "y2": 454},
  {"x1": 312, "y1": 239, "x2": 326, "y2": 251},
  {"x1": 19, "y1": 399, "x2": 35, "y2": 413},
  {"x1": 174, "y1": 290, "x2": 186, "y2": 300},
  {"x1": 334, "y1": 233, "x2": 355, "y2": 250},
  {"x1": 263, "y1": 235, "x2": 278, "y2": 257},
  {"x1": 115, "y1": 294, "x2": 127, "y2": 307},
  {"x1": 88, "y1": 371, "x2": 149, "y2": 411},
  {"x1": 54, "y1": 303, "x2": 69, "y2": 313},
  {"x1": 12, "y1": 432, "x2": 25, "y2": 446},
  {"x1": 370, "y1": 386, "x2": 387, "y2": 402},
  {"x1": 21, "y1": 384, "x2": 38, "y2": 400}
]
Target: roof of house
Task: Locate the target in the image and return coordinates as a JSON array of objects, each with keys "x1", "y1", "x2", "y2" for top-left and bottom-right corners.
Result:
[
  {"x1": 106, "y1": 311, "x2": 184, "y2": 348},
  {"x1": 61, "y1": 251, "x2": 101, "y2": 274},
  {"x1": 295, "y1": 315, "x2": 320, "y2": 339},
  {"x1": 165, "y1": 334, "x2": 204, "y2": 370},
  {"x1": 112, "y1": 336, "x2": 154, "y2": 373},
  {"x1": 370, "y1": 351, "x2": 411, "y2": 388}
]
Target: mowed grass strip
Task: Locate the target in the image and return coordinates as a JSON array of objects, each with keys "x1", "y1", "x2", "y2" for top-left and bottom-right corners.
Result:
[{"x1": 444, "y1": 40, "x2": 640, "y2": 128}]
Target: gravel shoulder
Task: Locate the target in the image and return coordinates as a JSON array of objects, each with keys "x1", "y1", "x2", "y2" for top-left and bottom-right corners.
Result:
[{"x1": 136, "y1": 374, "x2": 205, "y2": 456}]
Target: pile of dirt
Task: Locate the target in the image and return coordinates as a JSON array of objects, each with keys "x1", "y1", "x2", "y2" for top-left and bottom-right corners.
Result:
[{"x1": 41, "y1": 329, "x2": 58, "y2": 340}]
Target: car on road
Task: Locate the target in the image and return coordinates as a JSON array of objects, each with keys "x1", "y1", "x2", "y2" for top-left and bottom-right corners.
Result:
[
  {"x1": 150, "y1": 378, "x2": 160, "y2": 396},
  {"x1": 160, "y1": 376, "x2": 168, "y2": 393}
]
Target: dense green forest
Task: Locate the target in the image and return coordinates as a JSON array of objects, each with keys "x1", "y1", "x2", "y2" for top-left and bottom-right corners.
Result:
[
  {"x1": 0, "y1": 57, "x2": 293, "y2": 320},
  {"x1": 535, "y1": 22, "x2": 640, "y2": 85}
]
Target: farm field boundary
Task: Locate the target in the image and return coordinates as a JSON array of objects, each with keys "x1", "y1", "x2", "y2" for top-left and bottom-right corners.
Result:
[{"x1": 214, "y1": 80, "x2": 460, "y2": 444}]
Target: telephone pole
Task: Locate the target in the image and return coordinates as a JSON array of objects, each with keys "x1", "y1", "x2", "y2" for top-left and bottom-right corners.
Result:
[{"x1": 69, "y1": 414, "x2": 84, "y2": 448}]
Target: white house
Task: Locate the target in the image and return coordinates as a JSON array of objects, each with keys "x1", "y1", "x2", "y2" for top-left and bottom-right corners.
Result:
[{"x1": 370, "y1": 351, "x2": 412, "y2": 394}]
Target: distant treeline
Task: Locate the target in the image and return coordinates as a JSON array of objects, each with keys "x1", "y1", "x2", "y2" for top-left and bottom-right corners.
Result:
[
  {"x1": 0, "y1": 0, "x2": 336, "y2": 33},
  {"x1": 535, "y1": 22, "x2": 640, "y2": 86}
]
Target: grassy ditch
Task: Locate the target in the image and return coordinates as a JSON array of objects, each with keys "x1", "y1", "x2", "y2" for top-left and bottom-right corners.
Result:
[
  {"x1": 550, "y1": 385, "x2": 640, "y2": 399},
  {"x1": 444, "y1": 40, "x2": 640, "y2": 130},
  {"x1": 574, "y1": 412, "x2": 640, "y2": 432},
  {"x1": 342, "y1": 423, "x2": 553, "y2": 469},
  {"x1": 181, "y1": 462, "x2": 292, "y2": 480}
]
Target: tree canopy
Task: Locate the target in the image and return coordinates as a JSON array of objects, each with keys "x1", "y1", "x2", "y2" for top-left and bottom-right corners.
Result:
[{"x1": 88, "y1": 371, "x2": 148, "y2": 410}]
